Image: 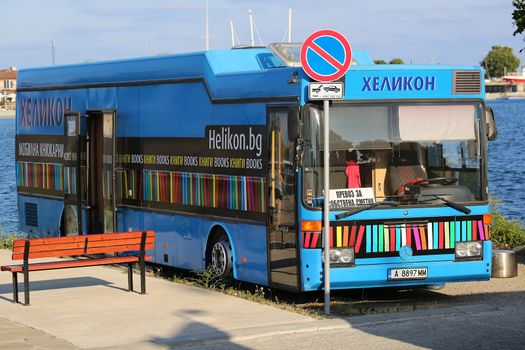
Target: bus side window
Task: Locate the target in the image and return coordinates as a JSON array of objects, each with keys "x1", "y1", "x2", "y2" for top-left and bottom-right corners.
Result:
[{"x1": 268, "y1": 109, "x2": 295, "y2": 221}]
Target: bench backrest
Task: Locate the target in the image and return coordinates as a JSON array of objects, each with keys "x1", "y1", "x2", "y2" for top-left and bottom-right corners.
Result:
[{"x1": 12, "y1": 231, "x2": 155, "y2": 260}]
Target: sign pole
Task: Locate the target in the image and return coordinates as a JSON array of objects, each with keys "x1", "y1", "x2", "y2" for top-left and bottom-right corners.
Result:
[
  {"x1": 323, "y1": 99, "x2": 331, "y2": 315},
  {"x1": 299, "y1": 28, "x2": 352, "y2": 317}
]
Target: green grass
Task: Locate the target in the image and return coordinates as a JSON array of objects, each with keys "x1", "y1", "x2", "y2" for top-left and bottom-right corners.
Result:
[
  {"x1": 0, "y1": 235, "x2": 21, "y2": 250},
  {"x1": 490, "y1": 206, "x2": 525, "y2": 249},
  {"x1": 0, "y1": 229, "x2": 23, "y2": 250}
]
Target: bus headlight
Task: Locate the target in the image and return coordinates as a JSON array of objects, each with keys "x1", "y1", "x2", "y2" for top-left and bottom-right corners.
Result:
[
  {"x1": 324, "y1": 248, "x2": 355, "y2": 266},
  {"x1": 455, "y1": 241, "x2": 483, "y2": 260}
]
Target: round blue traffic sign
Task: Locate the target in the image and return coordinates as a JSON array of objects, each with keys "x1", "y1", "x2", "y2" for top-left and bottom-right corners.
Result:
[{"x1": 300, "y1": 30, "x2": 352, "y2": 82}]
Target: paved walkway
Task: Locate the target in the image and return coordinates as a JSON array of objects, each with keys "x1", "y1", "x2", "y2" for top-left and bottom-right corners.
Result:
[
  {"x1": 0, "y1": 249, "x2": 314, "y2": 349},
  {"x1": 2, "y1": 248, "x2": 524, "y2": 349}
]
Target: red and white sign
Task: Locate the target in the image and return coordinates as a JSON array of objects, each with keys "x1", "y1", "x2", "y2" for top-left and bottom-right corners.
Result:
[{"x1": 300, "y1": 29, "x2": 352, "y2": 82}]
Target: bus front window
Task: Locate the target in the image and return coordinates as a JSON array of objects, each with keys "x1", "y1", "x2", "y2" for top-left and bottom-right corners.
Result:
[{"x1": 302, "y1": 102, "x2": 485, "y2": 208}]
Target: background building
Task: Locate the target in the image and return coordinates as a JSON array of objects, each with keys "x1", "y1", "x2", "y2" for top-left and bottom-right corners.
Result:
[{"x1": 0, "y1": 67, "x2": 17, "y2": 110}]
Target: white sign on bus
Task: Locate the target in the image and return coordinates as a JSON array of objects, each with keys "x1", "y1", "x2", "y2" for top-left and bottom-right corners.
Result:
[{"x1": 329, "y1": 187, "x2": 375, "y2": 209}]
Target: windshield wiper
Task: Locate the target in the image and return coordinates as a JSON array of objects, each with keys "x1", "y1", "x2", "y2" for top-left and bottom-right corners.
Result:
[
  {"x1": 429, "y1": 195, "x2": 471, "y2": 215},
  {"x1": 334, "y1": 195, "x2": 470, "y2": 220},
  {"x1": 335, "y1": 200, "x2": 399, "y2": 220}
]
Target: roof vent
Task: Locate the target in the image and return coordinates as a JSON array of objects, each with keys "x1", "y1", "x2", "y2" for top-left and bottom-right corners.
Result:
[{"x1": 453, "y1": 70, "x2": 481, "y2": 94}]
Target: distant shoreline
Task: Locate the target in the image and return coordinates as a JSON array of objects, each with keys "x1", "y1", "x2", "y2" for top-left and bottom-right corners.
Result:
[
  {"x1": 485, "y1": 92, "x2": 525, "y2": 100},
  {"x1": 0, "y1": 111, "x2": 15, "y2": 118}
]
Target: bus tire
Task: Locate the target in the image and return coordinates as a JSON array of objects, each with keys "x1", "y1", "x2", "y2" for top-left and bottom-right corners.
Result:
[{"x1": 207, "y1": 232, "x2": 233, "y2": 279}]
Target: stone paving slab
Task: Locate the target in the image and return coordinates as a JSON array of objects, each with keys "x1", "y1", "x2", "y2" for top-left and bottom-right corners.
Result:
[{"x1": 0, "y1": 317, "x2": 77, "y2": 350}]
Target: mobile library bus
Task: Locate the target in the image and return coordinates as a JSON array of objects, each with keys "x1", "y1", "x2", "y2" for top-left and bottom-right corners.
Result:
[{"x1": 15, "y1": 43, "x2": 496, "y2": 291}]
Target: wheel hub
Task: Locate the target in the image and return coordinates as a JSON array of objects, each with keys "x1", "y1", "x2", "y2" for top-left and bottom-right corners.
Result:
[{"x1": 211, "y1": 242, "x2": 227, "y2": 275}]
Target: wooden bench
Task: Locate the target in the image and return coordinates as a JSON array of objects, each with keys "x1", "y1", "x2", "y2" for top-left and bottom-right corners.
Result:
[{"x1": 1, "y1": 230, "x2": 155, "y2": 305}]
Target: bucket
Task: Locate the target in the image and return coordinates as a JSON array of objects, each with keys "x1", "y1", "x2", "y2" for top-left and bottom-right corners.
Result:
[{"x1": 492, "y1": 250, "x2": 518, "y2": 278}]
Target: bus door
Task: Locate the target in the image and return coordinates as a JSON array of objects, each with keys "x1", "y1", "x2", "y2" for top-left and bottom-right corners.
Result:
[
  {"x1": 267, "y1": 106, "x2": 300, "y2": 291},
  {"x1": 63, "y1": 112, "x2": 83, "y2": 235},
  {"x1": 86, "y1": 110, "x2": 116, "y2": 233}
]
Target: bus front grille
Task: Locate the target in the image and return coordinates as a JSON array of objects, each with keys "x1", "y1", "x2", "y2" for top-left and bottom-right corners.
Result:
[{"x1": 302, "y1": 216, "x2": 488, "y2": 258}]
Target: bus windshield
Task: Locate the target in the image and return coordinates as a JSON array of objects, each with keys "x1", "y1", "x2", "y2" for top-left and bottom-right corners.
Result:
[{"x1": 302, "y1": 102, "x2": 486, "y2": 208}]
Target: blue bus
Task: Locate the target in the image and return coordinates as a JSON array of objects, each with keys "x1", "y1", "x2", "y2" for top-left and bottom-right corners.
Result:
[{"x1": 15, "y1": 43, "x2": 497, "y2": 291}]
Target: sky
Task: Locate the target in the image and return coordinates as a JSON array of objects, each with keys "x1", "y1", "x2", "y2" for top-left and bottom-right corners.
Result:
[{"x1": 1, "y1": 0, "x2": 524, "y2": 69}]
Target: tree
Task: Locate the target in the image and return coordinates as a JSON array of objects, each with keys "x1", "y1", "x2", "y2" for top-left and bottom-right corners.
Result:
[
  {"x1": 374, "y1": 59, "x2": 387, "y2": 64},
  {"x1": 512, "y1": 0, "x2": 525, "y2": 51},
  {"x1": 480, "y1": 46, "x2": 520, "y2": 78},
  {"x1": 389, "y1": 58, "x2": 404, "y2": 64}
]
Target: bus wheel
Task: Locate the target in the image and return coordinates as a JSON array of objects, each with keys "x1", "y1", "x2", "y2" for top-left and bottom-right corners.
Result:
[{"x1": 209, "y1": 233, "x2": 233, "y2": 279}]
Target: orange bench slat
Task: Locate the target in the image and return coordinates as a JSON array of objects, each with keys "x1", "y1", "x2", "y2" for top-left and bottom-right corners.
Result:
[
  {"x1": 12, "y1": 237, "x2": 155, "y2": 255},
  {"x1": 12, "y1": 231, "x2": 155, "y2": 248},
  {"x1": 11, "y1": 243, "x2": 155, "y2": 260}
]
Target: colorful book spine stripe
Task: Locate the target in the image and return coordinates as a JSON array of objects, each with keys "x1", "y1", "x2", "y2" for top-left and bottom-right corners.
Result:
[
  {"x1": 118, "y1": 169, "x2": 265, "y2": 213},
  {"x1": 63, "y1": 166, "x2": 77, "y2": 194},
  {"x1": 303, "y1": 219, "x2": 489, "y2": 252},
  {"x1": 16, "y1": 161, "x2": 63, "y2": 191},
  {"x1": 117, "y1": 168, "x2": 142, "y2": 200}
]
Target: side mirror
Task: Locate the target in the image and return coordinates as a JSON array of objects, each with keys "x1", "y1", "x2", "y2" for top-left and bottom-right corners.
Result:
[
  {"x1": 287, "y1": 106, "x2": 300, "y2": 141},
  {"x1": 485, "y1": 106, "x2": 498, "y2": 141}
]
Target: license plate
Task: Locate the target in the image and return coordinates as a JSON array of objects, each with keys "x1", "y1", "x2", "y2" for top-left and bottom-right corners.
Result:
[{"x1": 388, "y1": 268, "x2": 428, "y2": 280}]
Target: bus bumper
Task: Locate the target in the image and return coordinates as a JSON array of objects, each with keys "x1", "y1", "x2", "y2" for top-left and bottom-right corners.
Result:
[{"x1": 302, "y1": 241, "x2": 492, "y2": 291}]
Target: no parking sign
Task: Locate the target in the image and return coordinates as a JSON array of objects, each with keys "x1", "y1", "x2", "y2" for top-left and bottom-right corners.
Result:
[{"x1": 300, "y1": 29, "x2": 352, "y2": 82}]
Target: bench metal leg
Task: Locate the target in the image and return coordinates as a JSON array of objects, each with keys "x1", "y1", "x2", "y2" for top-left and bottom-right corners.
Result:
[
  {"x1": 23, "y1": 240, "x2": 30, "y2": 306},
  {"x1": 139, "y1": 232, "x2": 147, "y2": 294},
  {"x1": 12, "y1": 273, "x2": 18, "y2": 303},
  {"x1": 140, "y1": 260, "x2": 146, "y2": 294},
  {"x1": 23, "y1": 269, "x2": 30, "y2": 306},
  {"x1": 128, "y1": 263, "x2": 134, "y2": 292}
]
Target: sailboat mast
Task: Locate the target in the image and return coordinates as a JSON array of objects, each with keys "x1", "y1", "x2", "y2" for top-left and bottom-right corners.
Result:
[
  {"x1": 230, "y1": 20, "x2": 235, "y2": 47},
  {"x1": 288, "y1": 8, "x2": 292, "y2": 42},
  {"x1": 205, "y1": 0, "x2": 209, "y2": 50},
  {"x1": 249, "y1": 9, "x2": 254, "y2": 46}
]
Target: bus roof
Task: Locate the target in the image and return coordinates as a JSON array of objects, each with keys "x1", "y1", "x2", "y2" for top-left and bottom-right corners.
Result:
[{"x1": 17, "y1": 46, "x2": 483, "y2": 101}]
